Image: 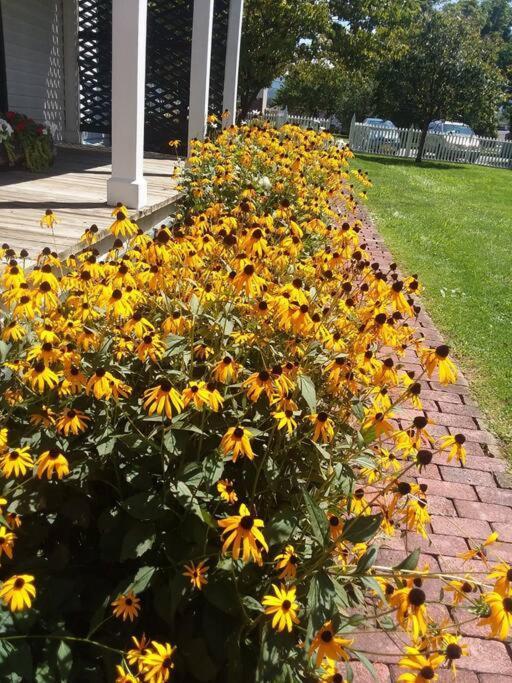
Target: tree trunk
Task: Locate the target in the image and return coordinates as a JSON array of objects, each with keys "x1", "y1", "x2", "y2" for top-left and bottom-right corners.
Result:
[{"x1": 415, "y1": 123, "x2": 429, "y2": 163}]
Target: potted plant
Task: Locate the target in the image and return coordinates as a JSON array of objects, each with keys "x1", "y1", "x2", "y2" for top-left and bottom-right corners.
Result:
[{"x1": 1, "y1": 111, "x2": 55, "y2": 171}]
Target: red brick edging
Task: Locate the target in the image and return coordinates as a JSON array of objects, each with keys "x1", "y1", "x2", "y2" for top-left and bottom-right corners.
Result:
[{"x1": 349, "y1": 217, "x2": 512, "y2": 681}]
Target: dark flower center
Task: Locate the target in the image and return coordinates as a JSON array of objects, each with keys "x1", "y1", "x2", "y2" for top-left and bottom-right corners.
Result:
[
  {"x1": 445, "y1": 643, "x2": 462, "y2": 660},
  {"x1": 233, "y1": 427, "x2": 244, "y2": 438},
  {"x1": 240, "y1": 515, "x2": 254, "y2": 530},
  {"x1": 281, "y1": 599, "x2": 291, "y2": 611},
  {"x1": 419, "y1": 667, "x2": 435, "y2": 680},
  {"x1": 408, "y1": 587, "x2": 426, "y2": 607},
  {"x1": 320, "y1": 629, "x2": 333, "y2": 643},
  {"x1": 14, "y1": 578, "x2": 25, "y2": 589}
]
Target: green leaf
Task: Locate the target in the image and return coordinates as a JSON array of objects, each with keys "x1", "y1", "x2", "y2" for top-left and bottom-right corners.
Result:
[
  {"x1": 354, "y1": 545, "x2": 378, "y2": 574},
  {"x1": 182, "y1": 638, "x2": 218, "y2": 682},
  {"x1": 303, "y1": 491, "x2": 328, "y2": 546},
  {"x1": 130, "y1": 566, "x2": 156, "y2": 593},
  {"x1": 242, "y1": 595, "x2": 264, "y2": 613},
  {"x1": 393, "y1": 548, "x2": 421, "y2": 571},
  {"x1": 121, "y1": 522, "x2": 156, "y2": 560},
  {"x1": 267, "y1": 507, "x2": 299, "y2": 545},
  {"x1": 342, "y1": 514, "x2": 382, "y2": 544},
  {"x1": 353, "y1": 649, "x2": 376, "y2": 679},
  {"x1": 306, "y1": 571, "x2": 336, "y2": 645},
  {"x1": 56, "y1": 641, "x2": 73, "y2": 682},
  {"x1": 121, "y1": 492, "x2": 165, "y2": 521},
  {"x1": 298, "y1": 374, "x2": 317, "y2": 411}
]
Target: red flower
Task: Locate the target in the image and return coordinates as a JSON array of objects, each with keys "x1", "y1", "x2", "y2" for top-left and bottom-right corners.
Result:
[
  {"x1": 36, "y1": 126, "x2": 44, "y2": 135},
  {"x1": 6, "y1": 111, "x2": 15, "y2": 121},
  {"x1": 15, "y1": 122, "x2": 26, "y2": 132}
]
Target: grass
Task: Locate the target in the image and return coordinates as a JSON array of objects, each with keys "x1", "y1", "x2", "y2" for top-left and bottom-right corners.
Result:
[{"x1": 357, "y1": 154, "x2": 512, "y2": 450}]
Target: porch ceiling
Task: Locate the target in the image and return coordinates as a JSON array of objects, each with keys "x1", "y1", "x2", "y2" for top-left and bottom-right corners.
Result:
[{"x1": 0, "y1": 147, "x2": 181, "y2": 258}]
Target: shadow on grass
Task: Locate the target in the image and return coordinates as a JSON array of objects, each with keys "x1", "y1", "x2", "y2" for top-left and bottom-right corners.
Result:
[{"x1": 356, "y1": 154, "x2": 469, "y2": 172}]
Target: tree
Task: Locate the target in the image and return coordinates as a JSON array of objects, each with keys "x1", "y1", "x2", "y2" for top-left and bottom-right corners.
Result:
[
  {"x1": 274, "y1": 59, "x2": 376, "y2": 129},
  {"x1": 238, "y1": 0, "x2": 331, "y2": 119},
  {"x1": 375, "y1": 9, "x2": 505, "y2": 160}
]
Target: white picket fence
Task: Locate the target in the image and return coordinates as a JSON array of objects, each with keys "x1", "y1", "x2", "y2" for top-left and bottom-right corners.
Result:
[
  {"x1": 249, "y1": 109, "x2": 331, "y2": 131},
  {"x1": 348, "y1": 117, "x2": 512, "y2": 169}
]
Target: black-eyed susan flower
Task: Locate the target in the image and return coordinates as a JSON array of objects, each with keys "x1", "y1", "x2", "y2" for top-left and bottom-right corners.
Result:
[
  {"x1": 182, "y1": 380, "x2": 211, "y2": 409},
  {"x1": 389, "y1": 586, "x2": 429, "y2": 641},
  {"x1": 444, "y1": 578, "x2": 477, "y2": 606},
  {"x1": 24, "y1": 361, "x2": 59, "y2": 392},
  {"x1": 274, "y1": 545, "x2": 299, "y2": 580},
  {"x1": 479, "y1": 592, "x2": 512, "y2": 639},
  {"x1": 242, "y1": 370, "x2": 275, "y2": 402},
  {"x1": 35, "y1": 449, "x2": 70, "y2": 479},
  {"x1": 271, "y1": 409, "x2": 298, "y2": 434},
  {"x1": 420, "y1": 344, "x2": 457, "y2": 384},
  {"x1": 86, "y1": 368, "x2": 117, "y2": 400},
  {"x1": 307, "y1": 412, "x2": 335, "y2": 443},
  {"x1": 0, "y1": 574, "x2": 36, "y2": 611},
  {"x1": 183, "y1": 559, "x2": 208, "y2": 590},
  {"x1": 212, "y1": 356, "x2": 240, "y2": 384},
  {"x1": 397, "y1": 647, "x2": 444, "y2": 682},
  {"x1": 114, "y1": 664, "x2": 138, "y2": 683},
  {"x1": 110, "y1": 211, "x2": 137, "y2": 238},
  {"x1": 0, "y1": 447, "x2": 33, "y2": 478},
  {"x1": 438, "y1": 433, "x2": 466, "y2": 465},
  {"x1": 111, "y1": 592, "x2": 141, "y2": 622},
  {"x1": 218, "y1": 503, "x2": 268, "y2": 564},
  {"x1": 139, "y1": 640, "x2": 176, "y2": 683},
  {"x1": 143, "y1": 380, "x2": 184, "y2": 419},
  {"x1": 442, "y1": 634, "x2": 468, "y2": 673},
  {"x1": 0, "y1": 526, "x2": 16, "y2": 560},
  {"x1": 487, "y1": 562, "x2": 512, "y2": 596},
  {"x1": 220, "y1": 426, "x2": 254, "y2": 462},
  {"x1": 40, "y1": 209, "x2": 58, "y2": 229},
  {"x1": 262, "y1": 584, "x2": 300, "y2": 632},
  {"x1": 217, "y1": 479, "x2": 238, "y2": 504},
  {"x1": 459, "y1": 530, "x2": 498, "y2": 563},
  {"x1": 308, "y1": 621, "x2": 352, "y2": 667},
  {"x1": 56, "y1": 407, "x2": 89, "y2": 436}
]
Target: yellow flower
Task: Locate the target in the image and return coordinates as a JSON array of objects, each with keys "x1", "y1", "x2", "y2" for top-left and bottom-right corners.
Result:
[
  {"x1": 183, "y1": 559, "x2": 208, "y2": 590},
  {"x1": 488, "y1": 561, "x2": 512, "y2": 596},
  {"x1": 442, "y1": 634, "x2": 468, "y2": 673},
  {"x1": 111, "y1": 592, "x2": 141, "y2": 622},
  {"x1": 56, "y1": 407, "x2": 90, "y2": 436},
  {"x1": 479, "y1": 591, "x2": 512, "y2": 639},
  {"x1": 420, "y1": 345, "x2": 457, "y2": 384},
  {"x1": 24, "y1": 361, "x2": 59, "y2": 392},
  {"x1": 0, "y1": 574, "x2": 36, "y2": 611},
  {"x1": 438, "y1": 433, "x2": 466, "y2": 465},
  {"x1": 262, "y1": 584, "x2": 300, "y2": 632},
  {"x1": 389, "y1": 586, "x2": 429, "y2": 641},
  {"x1": 271, "y1": 409, "x2": 298, "y2": 434},
  {"x1": 218, "y1": 503, "x2": 268, "y2": 565},
  {"x1": 459, "y1": 530, "x2": 498, "y2": 563},
  {"x1": 0, "y1": 447, "x2": 33, "y2": 478},
  {"x1": 398, "y1": 647, "x2": 444, "y2": 682},
  {"x1": 35, "y1": 449, "x2": 70, "y2": 479},
  {"x1": 139, "y1": 640, "x2": 176, "y2": 683},
  {"x1": 143, "y1": 380, "x2": 184, "y2": 419},
  {"x1": 40, "y1": 209, "x2": 58, "y2": 229},
  {"x1": 110, "y1": 211, "x2": 137, "y2": 238},
  {"x1": 182, "y1": 380, "x2": 211, "y2": 409},
  {"x1": 220, "y1": 426, "x2": 254, "y2": 462},
  {"x1": 216, "y1": 479, "x2": 238, "y2": 504},
  {"x1": 308, "y1": 621, "x2": 352, "y2": 667},
  {"x1": 307, "y1": 412, "x2": 335, "y2": 443},
  {"x1": 212, "y1": 355, "x2": 240, "y2": 384},
  {"x1": 274, "y1": 545, "x2": 299, "y2": 580},
  {"x1": 115, "y1": 664, "x2": 138, "y2": 683},
  {"x1": 0, "y1": 526, "x2": 16, "y2": 560}
]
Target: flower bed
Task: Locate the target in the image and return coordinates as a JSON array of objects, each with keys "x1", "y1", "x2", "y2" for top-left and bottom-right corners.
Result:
[{"x1": 0, "y1": 124, "x2": 507, "y2": 682}]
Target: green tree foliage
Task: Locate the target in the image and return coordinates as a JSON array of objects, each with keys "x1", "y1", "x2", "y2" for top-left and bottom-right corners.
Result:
[
  {"x1": 238, "y1": 0, "x2": 331, "y2": 119},
  {"x1": 375, "y1": 9, "x2": 505, "y2": 158}
]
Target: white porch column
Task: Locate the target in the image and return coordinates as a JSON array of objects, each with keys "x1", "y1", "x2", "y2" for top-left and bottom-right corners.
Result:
[
  {"x1": 222, "y1": 0, "x2": 244, "y2": 127},
  {"x1": 107, "y1": 0, "x2": 148, "y2": 210},
  {"x1": 188, "y1": 0, "x2": 214, "y2": 152}
]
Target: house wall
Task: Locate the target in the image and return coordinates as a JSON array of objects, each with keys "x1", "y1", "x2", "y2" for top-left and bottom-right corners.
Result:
[{"x1": 1, "y1": 0, "x2": 65, "y2": 140}]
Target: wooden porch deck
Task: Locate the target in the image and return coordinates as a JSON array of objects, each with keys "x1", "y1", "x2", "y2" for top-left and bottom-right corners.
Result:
[{"x1": 0, "y1": 147, "x2": 182, "y2": 258}]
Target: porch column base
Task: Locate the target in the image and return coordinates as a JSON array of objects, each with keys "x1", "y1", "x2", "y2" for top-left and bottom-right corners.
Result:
[{"x1": 107, "y1": 177, "x2": 148, "y2": 211}]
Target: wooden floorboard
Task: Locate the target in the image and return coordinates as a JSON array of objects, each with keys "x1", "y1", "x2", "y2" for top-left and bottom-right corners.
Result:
[{"x1": 0, "y1": 147, "x2": 181, "y2": 257}]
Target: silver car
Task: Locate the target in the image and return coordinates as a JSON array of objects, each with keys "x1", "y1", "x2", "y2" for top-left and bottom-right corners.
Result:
[
  {"x1": 361, "y1": 118, "x2": 401, "y2": 155},
  {"x1": 428, "y1": 121, "x2": 480, "y2": 161}
]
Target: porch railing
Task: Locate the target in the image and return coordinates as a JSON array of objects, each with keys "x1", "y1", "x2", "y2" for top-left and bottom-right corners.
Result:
[{"x1": 249, "y1": 109, "x2": 331, "y2": 131}]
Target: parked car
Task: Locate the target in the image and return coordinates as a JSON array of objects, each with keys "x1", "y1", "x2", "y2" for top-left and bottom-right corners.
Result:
[
  {"x1": 427, "y1": 121, "x2": 480, "y2": 161},
  {"x1": 361, "y1": 118, "x2": 401, "y2": 154}
]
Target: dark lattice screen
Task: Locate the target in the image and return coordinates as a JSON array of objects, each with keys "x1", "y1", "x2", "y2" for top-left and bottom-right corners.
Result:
[
  {"x1": 78, "y1": 0, "x2": 112, "y2": 133},
  {"x1": 77, "y1": 0, "x2": 230, "y2": 153},
  {"x1": 209, "y1": 0, "x2": 229, "y2": 118}
]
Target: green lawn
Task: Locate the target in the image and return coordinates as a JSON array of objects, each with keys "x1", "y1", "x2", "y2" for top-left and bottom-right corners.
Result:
[{"x1": 357, "y1": 154, "x2": 512, "y2": 450}]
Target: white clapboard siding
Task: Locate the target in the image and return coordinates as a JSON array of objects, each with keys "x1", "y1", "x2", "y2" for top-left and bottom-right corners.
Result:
[
  {"x1": 1, "y1": 0, "x2": 65, "y2": 140},
  {"x1": 348, "y1": 117, "x2": 512, "y2": 169}
]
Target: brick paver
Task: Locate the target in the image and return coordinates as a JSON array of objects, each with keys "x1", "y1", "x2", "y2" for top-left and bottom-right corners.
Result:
[{"x1": 356, "y1": 215, "x2": 512, "y2": 680}]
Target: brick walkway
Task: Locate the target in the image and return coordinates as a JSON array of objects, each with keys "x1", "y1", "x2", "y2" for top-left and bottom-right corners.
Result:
[{"x1": 351, "y1": 216, "x2": 512, "y2": 682}]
